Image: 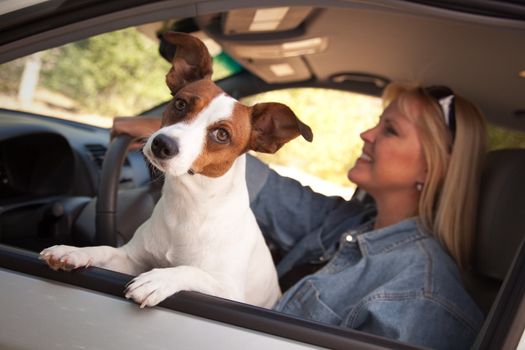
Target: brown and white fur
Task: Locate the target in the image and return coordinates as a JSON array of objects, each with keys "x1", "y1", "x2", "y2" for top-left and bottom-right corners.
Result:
[{"x1": 40, "y1": 32, "x2": 313, "y2": 308}]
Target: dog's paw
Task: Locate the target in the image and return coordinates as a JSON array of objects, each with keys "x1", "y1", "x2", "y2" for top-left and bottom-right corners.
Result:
[
  {"x1": 39, "y1": 245, "x2": 94, "y2": 271},
  {"x1": 124, "y1": 268, "x2": 180, "y2": 308}
]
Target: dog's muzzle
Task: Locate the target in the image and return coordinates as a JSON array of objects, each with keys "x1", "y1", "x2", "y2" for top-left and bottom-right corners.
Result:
[{"x1": 151, "y1": 134, "x2": 179, "y2": 159}]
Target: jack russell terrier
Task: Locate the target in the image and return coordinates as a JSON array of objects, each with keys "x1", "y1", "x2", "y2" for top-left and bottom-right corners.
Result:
[{"x1": 40, "y1": 31, "x2": 313, "y2": 308}]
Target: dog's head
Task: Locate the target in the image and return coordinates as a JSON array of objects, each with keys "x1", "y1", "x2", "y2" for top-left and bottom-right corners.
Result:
[{"x1": 144, "y1": 31, "x2": 313, "y2": 178}]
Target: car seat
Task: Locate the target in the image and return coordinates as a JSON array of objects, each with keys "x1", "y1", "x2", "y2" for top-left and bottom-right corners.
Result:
[{"x1": 465, "y1": 148, "x2": 525, "y2": 314}]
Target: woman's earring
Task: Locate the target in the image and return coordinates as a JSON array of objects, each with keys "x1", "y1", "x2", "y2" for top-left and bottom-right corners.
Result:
[{"x1": 416, "y1": 182, "x2": 424, "y2": 192}]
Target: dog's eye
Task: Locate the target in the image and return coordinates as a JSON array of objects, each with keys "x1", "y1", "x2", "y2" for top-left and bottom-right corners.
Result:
[
  {"x1": 211, "y1": 128, "x2": 230, "y2": 144},
  {"x1": 174, "y1": 98, "x2": 187, "y2": 111}
]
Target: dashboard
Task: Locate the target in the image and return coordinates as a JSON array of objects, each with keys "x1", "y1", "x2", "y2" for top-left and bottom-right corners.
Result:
[
  {"x1": 0, "y1": 132, "x2": 74, "y2": 198},
  {"x1": 0, "y1": 109, "x2": 154, "y2": 251}
]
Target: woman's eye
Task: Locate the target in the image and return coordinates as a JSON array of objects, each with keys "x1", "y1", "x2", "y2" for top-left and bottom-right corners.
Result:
[
  {"x1": 385, "y1": 125, "x2": 398, "y2": 136},
  {"x1": 211, "y1": 128, "x2": 230, "y2": 144},
  {"x1": 174, "y1": 98, "x2": 187, "y2": 111}
]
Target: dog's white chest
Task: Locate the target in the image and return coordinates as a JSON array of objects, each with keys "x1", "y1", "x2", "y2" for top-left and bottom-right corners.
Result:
[{"x1": 139, "y1": 178, "x2": 252, "y2": 270}]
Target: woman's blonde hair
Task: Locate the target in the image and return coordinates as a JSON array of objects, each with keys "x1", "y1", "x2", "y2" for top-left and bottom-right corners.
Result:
[{"x1": 382, "y1": 83, "x2": 487, "y2": 269}]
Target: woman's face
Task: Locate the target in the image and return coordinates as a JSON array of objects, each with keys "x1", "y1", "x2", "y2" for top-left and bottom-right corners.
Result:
[{"x1": 347, "y1": 98, "x2": 427, "y2": 198}]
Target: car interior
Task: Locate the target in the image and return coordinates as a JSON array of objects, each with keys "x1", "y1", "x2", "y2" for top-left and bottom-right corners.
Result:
[{"x1": 0, "y1": 1, "x2": 525, "y2": 349}]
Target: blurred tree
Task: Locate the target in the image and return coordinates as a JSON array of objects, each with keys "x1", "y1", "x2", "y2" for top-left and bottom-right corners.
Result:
[
  {"x1": 18, "y1": 52, "x2": 43, "y2": 107},
  {"x1": 40, "y1": 27, "x2": 171, "y2": 116},
  {"x1": 0, "y1": 57, "x2": 26, "y2": 93}
]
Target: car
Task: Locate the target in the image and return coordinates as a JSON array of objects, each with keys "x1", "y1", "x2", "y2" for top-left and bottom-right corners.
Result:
[{"x1": 0, "y1": 1, "x2": 524, "y2": 349}]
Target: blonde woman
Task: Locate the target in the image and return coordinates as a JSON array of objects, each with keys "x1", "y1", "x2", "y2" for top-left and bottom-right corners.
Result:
[{"x1": 112, "y1": 83, "x2": 486, "y2": 349}]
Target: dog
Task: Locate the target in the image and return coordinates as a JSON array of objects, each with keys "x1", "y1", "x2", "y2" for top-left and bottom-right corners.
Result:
[{"x1": 40, "y1": 31, "x2": 313, "y2": 308}]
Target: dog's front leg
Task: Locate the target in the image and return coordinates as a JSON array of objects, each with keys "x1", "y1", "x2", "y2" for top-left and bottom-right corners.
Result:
[
  {"x1": 39, "y1": 245, "x2": 143, "y2": 275},
  {"x1": 124, "y1": 266, "x2": 243, "y2": 308}
]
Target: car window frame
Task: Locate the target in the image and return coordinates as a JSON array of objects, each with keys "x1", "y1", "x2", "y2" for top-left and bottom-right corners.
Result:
[
  {"x1": 3, "y1": 236, "x2": 525, "y2": 349},
  {"x1": 474, "y1": 239, "x2": 525, "y2": 349},
  {"x1": 0, "y1": 243, "x2": 423, "y2": 350}
]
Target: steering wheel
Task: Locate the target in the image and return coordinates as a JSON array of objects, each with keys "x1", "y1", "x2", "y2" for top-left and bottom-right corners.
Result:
[{"x1": 95, "y1": 134, "x2": 134, "y2": 246}]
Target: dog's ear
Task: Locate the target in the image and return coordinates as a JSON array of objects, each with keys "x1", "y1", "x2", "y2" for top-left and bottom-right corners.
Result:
[
  {"x1": 163, "y1": 31, "x2": 213, "y2": 92},
  {"x1": 248, "y1": 103, "x2": 313, "y2": 154}
]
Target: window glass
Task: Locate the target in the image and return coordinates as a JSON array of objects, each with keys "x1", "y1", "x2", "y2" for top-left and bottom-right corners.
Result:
[
  {"x1": 241, "y1": 89, "x2": 382, "y2": 198},
  {"x1": 488, "y1": 124, "x2": 525, "y2": 150},
  {"x1": 0, "y1": 25, "x2": 238, "y2": 128}
]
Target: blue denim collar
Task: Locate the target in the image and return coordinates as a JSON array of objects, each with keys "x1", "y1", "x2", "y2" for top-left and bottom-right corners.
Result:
[{"x1": 355, "y1": 217, "x2": 428, "y2": 256}]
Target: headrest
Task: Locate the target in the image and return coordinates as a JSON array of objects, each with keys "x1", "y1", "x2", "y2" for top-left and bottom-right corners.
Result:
[{"x1": 474, "y1": 149, "x2": 525, "y2": 280}]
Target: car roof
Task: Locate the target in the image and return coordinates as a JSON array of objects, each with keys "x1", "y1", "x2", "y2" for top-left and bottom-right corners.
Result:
[{"x1": 0, "y1": 0, "x2": 524, "y2": 131}]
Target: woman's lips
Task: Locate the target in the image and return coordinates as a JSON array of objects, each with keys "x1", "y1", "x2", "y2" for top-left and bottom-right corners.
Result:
[{"x1": 357, "y1": 152, "x2": 373, "y2": 162}]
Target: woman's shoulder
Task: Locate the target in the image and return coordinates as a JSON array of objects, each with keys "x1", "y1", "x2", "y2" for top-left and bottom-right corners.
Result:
[
  {"x1": 385, "y1": 225, "x2": 485, "y2": 332},
  {"x1": 355, "y1": 232, "x2": 484, "y2": 343},
  {"x1": 359, "y1": 219, "x2": 483, "y2": 318}
]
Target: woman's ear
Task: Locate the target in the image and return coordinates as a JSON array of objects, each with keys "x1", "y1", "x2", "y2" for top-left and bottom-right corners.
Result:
[
  {"x1": 248, "y1": 102, "x2": 313, "y2": 154},
  {"x1": 416, "y1": 167, "x2": 428, "y2": 187}
]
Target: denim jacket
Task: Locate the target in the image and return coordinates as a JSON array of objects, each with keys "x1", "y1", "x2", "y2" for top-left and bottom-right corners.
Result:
[{"x1": 246, "y1": 155, "x2": 484, "y2": 350}]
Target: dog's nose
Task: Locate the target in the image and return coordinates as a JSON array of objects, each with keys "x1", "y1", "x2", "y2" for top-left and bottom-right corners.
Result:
[{"x1": 151, "y1": 134, "x2": 179, "y2": 159}]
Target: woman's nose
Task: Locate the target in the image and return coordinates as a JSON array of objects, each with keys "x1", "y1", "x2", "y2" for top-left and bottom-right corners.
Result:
[{"x1": 360, "y1": 126, "x2": 376, "y2": 143}]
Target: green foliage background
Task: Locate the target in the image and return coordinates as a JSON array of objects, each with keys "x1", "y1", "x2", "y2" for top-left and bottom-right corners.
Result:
[
  {"x1": 0, "y1": 57, "x2": 26, "y2": 92},
  {"x1": 40, "y1": 28, "x2": 171, "y2": 116},
  {"x1": 0, "y1": 27, "x2": 243, "y2": 118}
]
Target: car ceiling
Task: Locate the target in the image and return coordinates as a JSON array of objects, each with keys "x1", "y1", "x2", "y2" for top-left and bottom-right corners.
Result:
[{"x1": 0, "y1": 0, "x2": 524, "y2": 131}]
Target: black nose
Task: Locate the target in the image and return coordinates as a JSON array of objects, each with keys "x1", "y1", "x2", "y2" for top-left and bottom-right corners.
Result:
[{"x1": 151, "y1": 134, "x2": 179, "y2": 159}]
